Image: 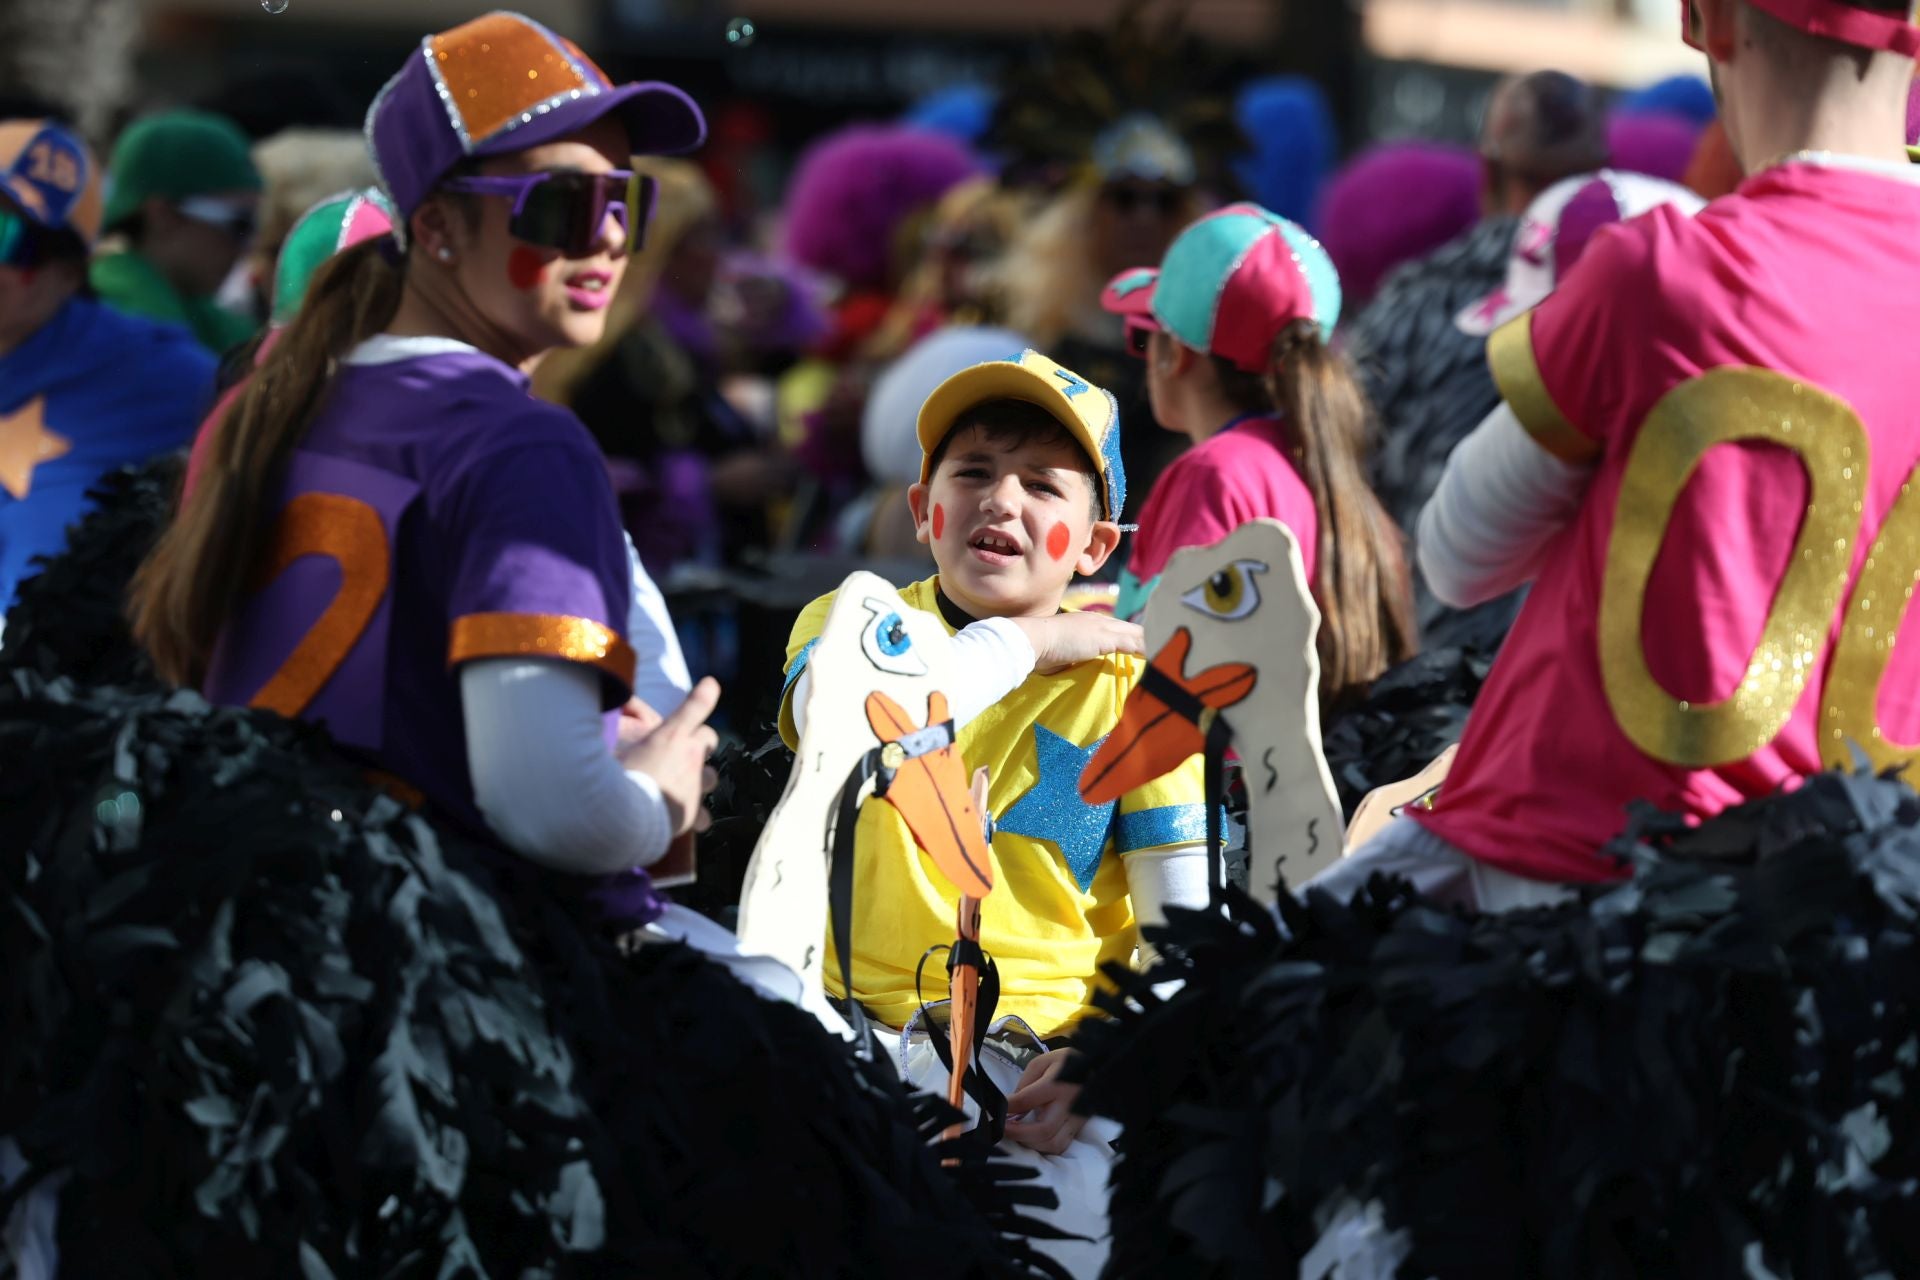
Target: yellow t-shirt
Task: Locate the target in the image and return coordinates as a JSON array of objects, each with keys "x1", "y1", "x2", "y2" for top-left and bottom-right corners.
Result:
[{"x1": 779, "y1": 576, "x2": 1207, "y2": 1038}]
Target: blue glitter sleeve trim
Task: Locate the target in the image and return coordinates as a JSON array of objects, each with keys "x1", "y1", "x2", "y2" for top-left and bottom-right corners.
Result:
[
  {"x1": 782, "y1": 638, "x2": 819, "y2": 697},
  {"x1": 1113, "y1": 803, "x2": 1211, "y2": 854}
]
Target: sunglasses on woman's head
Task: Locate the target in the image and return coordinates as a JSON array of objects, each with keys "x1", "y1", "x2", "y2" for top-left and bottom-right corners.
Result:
[
  {"x1": 1124, "y1": 318, "x2": 1158, "y2": 359},
  {"x1": 176, "y1": 196, "x2": 258, "y2": 241},
  {"x1": 440, "y1": 167, "x2": 657, "y2": 258},
  {"x1": 1102, "y1": 182, "x2": 1185, "y2": 217}
]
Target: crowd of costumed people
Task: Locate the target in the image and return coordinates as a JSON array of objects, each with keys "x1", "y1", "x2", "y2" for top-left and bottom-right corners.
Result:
[{"x1": 3, "y1": 0, "x2": 1920, "y2": 1276}]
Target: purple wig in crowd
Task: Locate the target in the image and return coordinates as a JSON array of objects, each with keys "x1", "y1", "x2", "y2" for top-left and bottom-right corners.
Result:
[
  {"x1": 1607, "y1": 113, "x2": 1703, "y2": 186},
  {"x1": 1315, "y1": 142, "x2": 1482, "y2": 306},
  {"x1": 780, "y1": 124, "x2": 982, "y2": 291}
]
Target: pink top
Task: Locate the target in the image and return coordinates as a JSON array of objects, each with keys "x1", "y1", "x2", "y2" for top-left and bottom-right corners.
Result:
[
  {"x1": 1117, "y1": 415, "x2": 1318, "y2": 619},
  {"x1": 1418, "y1": 158, "x2": 1920, "y2": 881},
  {"x1": 180, "y1": 327, "x2": 283, "y2": 506}
]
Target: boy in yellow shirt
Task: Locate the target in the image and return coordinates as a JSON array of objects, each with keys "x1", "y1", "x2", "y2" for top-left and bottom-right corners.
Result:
[{"x1": 779, "y1": 352, "x2": 1208, "y2": 1200}]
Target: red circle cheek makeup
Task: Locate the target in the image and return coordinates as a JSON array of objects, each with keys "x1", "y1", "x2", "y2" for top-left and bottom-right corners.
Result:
[
  {"x1": 1046, "y1": 522, "x2": 1072, "y2": 562},
  {"x1": 507, "y1": 247, "x2": 547, "y2": 291},
  {"x1": 932, "y1": 504, "x2": 945, "y2": 540}
]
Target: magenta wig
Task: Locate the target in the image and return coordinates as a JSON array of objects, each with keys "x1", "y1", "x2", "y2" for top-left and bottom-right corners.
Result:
[
  {"x1": 780, "y1": 124, "x2": 982, "y2": 290},
  {"x1": 1314, "y1": 142, "x2": 1481, "y2": 307}
]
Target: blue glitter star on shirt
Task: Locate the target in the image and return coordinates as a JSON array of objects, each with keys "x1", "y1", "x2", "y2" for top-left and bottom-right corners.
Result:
[{"x1": 996, "y1": 725, "x2": 1116, "y2": 892}]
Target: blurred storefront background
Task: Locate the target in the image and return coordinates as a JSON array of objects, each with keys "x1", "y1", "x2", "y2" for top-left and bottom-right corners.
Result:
[{"x1": 5, "y1": 0, "x2": 1704, "y2": 152}]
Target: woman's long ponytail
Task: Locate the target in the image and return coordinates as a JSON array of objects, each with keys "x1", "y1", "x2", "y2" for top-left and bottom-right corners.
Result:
[
  {"x1": 130, "y1": 238, "x2": 404, "y2": 686},
  {"x1": 1264, "y1": 320, "x2": 1419, "y2": 712}
]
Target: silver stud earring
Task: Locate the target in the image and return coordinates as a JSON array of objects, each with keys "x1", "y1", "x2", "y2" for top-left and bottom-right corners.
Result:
[{"x1": 436, "y1": 246, "x2": 454, "y2": 263}]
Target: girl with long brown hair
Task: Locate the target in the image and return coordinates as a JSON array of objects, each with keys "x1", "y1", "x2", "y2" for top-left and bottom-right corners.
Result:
[
  {"x1": 1103, "y1": 202, "x2": 1417, "y2": 712},
  {"x1": 129, "y1": 12, "x2": 719, "y2": 907}
]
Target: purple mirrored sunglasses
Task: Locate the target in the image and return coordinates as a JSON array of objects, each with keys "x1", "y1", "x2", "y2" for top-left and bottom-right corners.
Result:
[{"x1": 439, "y1": 167, "x2": 658, "y2": 258}]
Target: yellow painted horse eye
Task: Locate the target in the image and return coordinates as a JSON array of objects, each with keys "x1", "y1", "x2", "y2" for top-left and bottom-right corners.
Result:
[{"x1": 1179, "y1": 558, "x2": 1268, "y2": 621}]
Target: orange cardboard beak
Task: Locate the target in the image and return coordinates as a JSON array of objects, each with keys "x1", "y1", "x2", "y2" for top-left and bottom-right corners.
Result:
[
  {"x1": 1079, "y1": 629, "x2": 1255, "y2": 805},
  {"x1": 867, "y1": 690, "x2": 994, "y2": 898}
]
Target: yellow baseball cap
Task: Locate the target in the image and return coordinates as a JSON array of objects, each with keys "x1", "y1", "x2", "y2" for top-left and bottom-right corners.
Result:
[{"x1": 915, "y1": 348, "x2": 1127, "y2": 522}]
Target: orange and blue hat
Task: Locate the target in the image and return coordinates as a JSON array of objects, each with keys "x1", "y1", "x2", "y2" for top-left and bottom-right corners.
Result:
[
  {"x1": 0, "y1": 119, "x2": 104, "y2": 252},
  {"x1": 365, "y1": 11, "x2": 705, "y2": 237},
  {"x1": 1100, "y1": 201, "x2": 1339, "y2": 373}
]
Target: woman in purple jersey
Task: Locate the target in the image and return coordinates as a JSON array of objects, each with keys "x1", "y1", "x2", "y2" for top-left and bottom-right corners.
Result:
[{"x1": 130, "y1": 12, "x2": 716, "y2": 913}]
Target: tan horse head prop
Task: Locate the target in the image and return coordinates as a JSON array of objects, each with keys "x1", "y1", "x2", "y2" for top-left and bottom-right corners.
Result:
[
  {"x1": 736, "y1": 573, "x2": 991, "y2": 1000},
  {"x1": 1080, "y1": 519, "x2": 1343, "y2": 904}
]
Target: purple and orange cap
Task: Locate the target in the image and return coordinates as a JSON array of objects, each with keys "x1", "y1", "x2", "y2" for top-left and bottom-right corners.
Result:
[
  {"x1": 1100, "y1": 202, "x2": 1340, "y2": 373},
  {"x1": 366, "y1": 10, "x2": 705, "y2": 240}
]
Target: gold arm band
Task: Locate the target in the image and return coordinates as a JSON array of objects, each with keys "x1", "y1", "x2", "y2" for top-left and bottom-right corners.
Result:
[
  {"x1": 448, "y1": 612, "x2": 637, "y2": 693},
  {"x1": 1488, "y1": 314, "x2": 1602, "y2": 465}
]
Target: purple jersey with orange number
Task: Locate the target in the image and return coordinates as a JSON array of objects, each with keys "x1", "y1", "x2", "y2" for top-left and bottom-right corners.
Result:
[
  {"x1": 1416, "y1": 158, "x2": 1920, "y2": 881},
  {"x1": 203, "y1": 341, "x2": 636, "y2": 836}
]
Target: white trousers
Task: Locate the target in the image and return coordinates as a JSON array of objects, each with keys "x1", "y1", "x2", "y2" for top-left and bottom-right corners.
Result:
[
  {"x1": 1306, "y1": 816, "x2": 1577, "y2": 913},
  {"x1": 646, "y1": 913, "x2": 1114, "y2": 1275},
  {"x1": 873, "y1": 1017, "x2": 1117, "y2": 1280}
]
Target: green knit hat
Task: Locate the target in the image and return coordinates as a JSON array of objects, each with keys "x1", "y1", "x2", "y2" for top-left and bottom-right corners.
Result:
[{"x1": 102, "y1": 109, "x2": 262, "y2": 231}]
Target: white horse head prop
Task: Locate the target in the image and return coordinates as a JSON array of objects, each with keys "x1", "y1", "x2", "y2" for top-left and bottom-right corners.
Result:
[
  {"x1": 1080, "y1": 520, "x2": 1343, "y2": 904},
  {"x1": 736, "y1": 573, "x2": 991, "y2": 1001}
]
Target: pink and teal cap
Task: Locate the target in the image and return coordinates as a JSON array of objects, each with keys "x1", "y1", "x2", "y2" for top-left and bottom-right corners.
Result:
[
  {"x1": 270, "y1": 187, "x2": 397, "y2": 326},
  {"x1": 1100, "y1": 201, "x2": 1340, "y2": 372}
]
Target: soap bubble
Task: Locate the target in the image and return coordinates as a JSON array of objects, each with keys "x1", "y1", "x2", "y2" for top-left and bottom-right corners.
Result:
[
  {"x1": 724, "y1": 17, "x2": 756, "y2": 48},
  {"x1": 261, "y1": 0, "x2": 289, "y2": 12}
]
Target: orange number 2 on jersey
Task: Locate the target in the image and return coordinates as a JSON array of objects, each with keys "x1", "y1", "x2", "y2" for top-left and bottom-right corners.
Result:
[
  {"x1": 249, "y1": 492, "x2": 391, "y2": 718},
  {"x1": 1599, "y1": 366, "x2": 1920, "y2": 775}
]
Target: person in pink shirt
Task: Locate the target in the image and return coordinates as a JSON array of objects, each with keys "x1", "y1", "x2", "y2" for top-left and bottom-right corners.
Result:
[
  {"x1": 1103, "y1": 202, "x2": 1416, "y2": 711},
  {"x1": 1314, "y1": 0, "x2": 1920, "y2": 910}
]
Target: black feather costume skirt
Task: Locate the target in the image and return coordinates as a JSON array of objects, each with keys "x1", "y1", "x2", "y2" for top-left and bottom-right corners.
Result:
[
  {"x1": 0, "y1": 461, "x2": 1058, "y2": 1278},
  {"x1": 1072, "y1": 771, "x2": 1920, "y2": 1279}
]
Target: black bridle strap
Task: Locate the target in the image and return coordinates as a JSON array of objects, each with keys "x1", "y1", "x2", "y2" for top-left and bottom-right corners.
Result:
[
  {"x1": 826, "y1": 715, "x2": 962, "y2": 1060},
  {"x1": 830, "y1": 746, "x2": 884, "y2": 1058},
  {"x1": 1136, "y1": 664, "x2": 1233, "y2": 904},
  {"x1": 1203, "y1": 712, "x2": 1234, "y2": 906},
  {"x1": 914, "y1": 943, "x2": 1007, "y2": 1143},
  {"x1": 1139, "y1": 661, "x2": 1207, "y2": 727}
]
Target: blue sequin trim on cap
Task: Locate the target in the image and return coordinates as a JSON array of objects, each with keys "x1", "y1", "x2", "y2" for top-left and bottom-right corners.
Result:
[{"x1": 781, "y1": 637, "x2": 819, "y2": 697}]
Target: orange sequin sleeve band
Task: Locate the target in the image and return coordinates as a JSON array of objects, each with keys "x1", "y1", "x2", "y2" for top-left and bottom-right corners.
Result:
[
  {"x1": 448, "y1": 612, "x2": 637, "y2": 698},
  {"x1": 1488, "y1": 313, "x2": 1602, "y2": 466}
]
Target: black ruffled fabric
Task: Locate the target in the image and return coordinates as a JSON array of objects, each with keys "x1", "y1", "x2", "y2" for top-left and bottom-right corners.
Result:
[
  {"x1": 675, "y1": 730, "x2": 795, "y2": 928},
  {"x1": 2, "y1": 455, "x2": 177, "y2": 690},
  {"x1": 1072, "y1": 770, "x2": 1920, "y2": 1279},
  {"x1": 0, "y1": 449, "x2": 1073, "y2": 1275},
  {"x1": 1321, "y1": 645, "x2": 1495, "y2": 820},
  {"x1": 0, "y1": 687, "x2": 1057, "y2": 1274}
]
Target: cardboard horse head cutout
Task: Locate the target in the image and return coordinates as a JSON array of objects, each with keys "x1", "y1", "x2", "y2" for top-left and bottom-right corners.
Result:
[
  {"x1": 736, "y1": 574, "x2": 992, "y2": 1007},
  {"x1": 1081, "y1": 520, "x2": 1343, "y2": 905}
]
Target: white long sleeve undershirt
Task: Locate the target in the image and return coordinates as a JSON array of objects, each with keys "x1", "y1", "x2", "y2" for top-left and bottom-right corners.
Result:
[
  {"x1": 1416, "y1": 402, "x2": 1595, "y2": 608},
  {"x1": 624, "y1": 533, "x2": 693, "y2": 715},
  {"x1": 789, "y1": 614, "x2": 1039, "y2": 738},
  {"x1": 461, "y1": 657, "x2": 671, "y2": 874}
]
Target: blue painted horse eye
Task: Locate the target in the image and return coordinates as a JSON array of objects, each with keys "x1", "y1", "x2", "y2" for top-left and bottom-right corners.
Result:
[{"x1": 878, "y1": 613, "x2": 912, "y2": 656}]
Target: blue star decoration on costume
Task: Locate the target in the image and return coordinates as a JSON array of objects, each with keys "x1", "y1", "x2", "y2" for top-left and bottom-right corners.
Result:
[
  {"x1": 1053, "y1": 368, "x2": 1089, "y2": 398},
  {"x1": 996, "y1": 725, "x2": 1115, "y2": 892}
]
